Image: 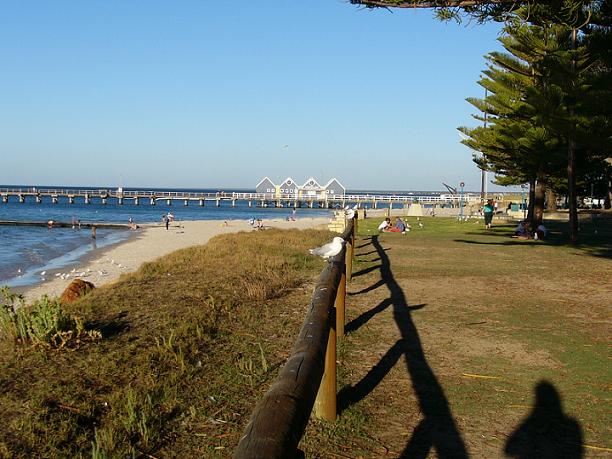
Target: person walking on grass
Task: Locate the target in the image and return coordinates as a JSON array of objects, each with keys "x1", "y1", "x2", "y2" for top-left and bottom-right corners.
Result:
[{"x1": 484, "y1": 199, "x2": 495, "y2": 229}]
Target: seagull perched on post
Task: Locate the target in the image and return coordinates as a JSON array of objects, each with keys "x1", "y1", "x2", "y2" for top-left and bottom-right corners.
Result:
[{"x1": 309, "y1": 237, "x2": 345, "y2": 260}]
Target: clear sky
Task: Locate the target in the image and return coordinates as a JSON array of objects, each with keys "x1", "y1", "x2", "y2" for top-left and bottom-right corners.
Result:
[{"x1": 0, "y1": 1, "x2": 509, "y2": 192}]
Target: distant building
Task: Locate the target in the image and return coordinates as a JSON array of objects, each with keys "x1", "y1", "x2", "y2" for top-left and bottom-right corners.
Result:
[
  {"x1": 278, "y1": 177, "x2": 298, "y2": 197},
  {"x1": 300, "y1": 177, "x2": 322, "y2": 199},
  {"x1": 323, "y1": 178, "x2": 345, "y2": 197},
  {"x1": 255, "y1": 177, "x2": 346, "y2": 199},
  {"x1": 255, "y1": 177, "x2": 276, "y2": 198}
]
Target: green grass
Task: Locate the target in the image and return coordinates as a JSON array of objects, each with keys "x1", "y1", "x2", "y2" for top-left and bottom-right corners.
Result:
[
  {"x1": 1, "y1": 215, "x2": 610, "y2": 457},
  {"x1": 335, "y1": 214, "x2": 611, "y2": 457}
]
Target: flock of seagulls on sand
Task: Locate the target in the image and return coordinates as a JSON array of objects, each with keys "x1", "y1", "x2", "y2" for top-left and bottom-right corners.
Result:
[{"x1": 19, "y1": 258, "x2": 129, "y2": 283}]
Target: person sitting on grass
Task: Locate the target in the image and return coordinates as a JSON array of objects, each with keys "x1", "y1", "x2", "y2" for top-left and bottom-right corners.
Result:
[
  {"x1": 378, "y1": 217, "x2": 391, "y2": 232},
  {"x1": 513, "y1": 220, "x2": 532, "y2": 239},
  {"x1": 386, "y1": 217, "x2": 407, "y2": 233},
  {"x1": 535, "y1": 223, "x2": 547, "y2": 240}
]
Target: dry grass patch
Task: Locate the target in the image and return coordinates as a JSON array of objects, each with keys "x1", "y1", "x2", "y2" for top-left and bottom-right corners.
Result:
[{"x1": 0, "y1": 228, "x2": 349, "y2": 458}]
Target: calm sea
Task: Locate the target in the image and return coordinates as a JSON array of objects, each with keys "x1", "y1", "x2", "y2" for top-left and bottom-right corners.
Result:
[{"x1": 0, "y1": 186, "x2": 334, "y2": 289}]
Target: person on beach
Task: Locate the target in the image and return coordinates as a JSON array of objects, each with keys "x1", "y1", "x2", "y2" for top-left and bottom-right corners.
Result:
[
  {"x1": 47, "y1": 220, "x2": 54, "y2": 229},
  {"x1": 91, "y1": 226, "x2": 97, "y2": 239},
  {"x1": 483, "y1": 199, "x2": 495, "y2": 229}
]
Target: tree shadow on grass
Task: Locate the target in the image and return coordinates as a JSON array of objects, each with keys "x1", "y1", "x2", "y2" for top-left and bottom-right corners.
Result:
[
  {"x1": 505, "y1": 380, "x2": 583, "y2": 458},
  {"x1": 456, "y1": 218, "x2": 612, "y2": 259},
  {"x1": 339, "y1": 235, "x2": 468, "y2": 458}
]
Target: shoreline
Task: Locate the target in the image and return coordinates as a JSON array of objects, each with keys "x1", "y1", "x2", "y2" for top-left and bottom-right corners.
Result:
[{"x1": 19, "y1": 217, "x2": 330, "y2": 304}]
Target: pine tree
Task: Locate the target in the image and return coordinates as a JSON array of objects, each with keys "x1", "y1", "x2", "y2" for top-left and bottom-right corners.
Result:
[{"x1": 461, "y1": 4, "x2": 611, "y2": 236}]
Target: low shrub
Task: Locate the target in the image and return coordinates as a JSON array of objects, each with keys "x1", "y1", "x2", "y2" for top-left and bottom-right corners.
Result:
[{"x1": 0, "y1": 286, "x2": 101, "y2": 349}]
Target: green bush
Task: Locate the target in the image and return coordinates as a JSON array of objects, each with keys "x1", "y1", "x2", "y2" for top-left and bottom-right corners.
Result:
[{"x1": 0, "y1": 287, "x2": 101, "y2": 348}]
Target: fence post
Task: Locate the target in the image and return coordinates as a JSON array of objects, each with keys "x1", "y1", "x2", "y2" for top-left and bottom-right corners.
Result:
[
  {"x1": 346, "y1": 226, "x2": 354, "y2": 283},
  {"x1": 313, "y1": 307, "x2": 336, "y2": 421},
  {"x1": 336, "y1": 266, "x2": 346, "y2": 339}
]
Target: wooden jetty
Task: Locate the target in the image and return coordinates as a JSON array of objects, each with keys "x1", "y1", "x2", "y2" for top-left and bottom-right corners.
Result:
[{"x1": 0, "y1": 187, "x2": 480, "y2": 209}]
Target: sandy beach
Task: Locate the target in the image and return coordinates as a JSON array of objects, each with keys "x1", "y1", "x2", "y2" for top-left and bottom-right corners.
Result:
[{"x1": 21, "y1": 217, "x2": 330, "y2": 303}]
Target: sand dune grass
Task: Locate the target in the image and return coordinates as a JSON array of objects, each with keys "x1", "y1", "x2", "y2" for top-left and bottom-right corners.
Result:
[{"x1": 0, "y1": 228, "x2": 341, "y2": 458}]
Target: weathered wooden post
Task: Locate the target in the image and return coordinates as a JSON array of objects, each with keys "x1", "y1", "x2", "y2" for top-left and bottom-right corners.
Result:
[
  {"x1": 336, "y1": 265, "x2": 346, "y2": 339},
  {"x1": 314, "y1": 298, "x2": 337, "y2": 422},
  {"x1": 346, "y1": 234, "x2": 354, "y2": 283}
]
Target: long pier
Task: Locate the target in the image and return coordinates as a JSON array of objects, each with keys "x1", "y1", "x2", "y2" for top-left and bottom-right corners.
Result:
[{"x1": 0, "y1": 187, "x2": 480, "y2": 209}]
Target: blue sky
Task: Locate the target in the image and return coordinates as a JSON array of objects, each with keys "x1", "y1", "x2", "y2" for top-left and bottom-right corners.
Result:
[{"x1": 0, "y1": 1, "x2": 508, "y2": 192}]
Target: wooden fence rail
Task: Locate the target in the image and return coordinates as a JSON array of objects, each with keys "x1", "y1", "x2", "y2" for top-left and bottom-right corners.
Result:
[{"x1": 233, "y1": 218, "x2": 355, "y2": 459}]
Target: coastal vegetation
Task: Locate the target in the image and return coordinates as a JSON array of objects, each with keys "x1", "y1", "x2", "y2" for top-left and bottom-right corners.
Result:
[
  {"x1": 0, "y1": 287, "x2": 101, "y2": 349},
  {"x1": 0, "y1": 217, "x2": 610, "y2": 457}
]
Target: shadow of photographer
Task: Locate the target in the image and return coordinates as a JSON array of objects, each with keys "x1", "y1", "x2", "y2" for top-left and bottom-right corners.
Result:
[{"x1": 505, "y1": 380, "x2": 583, "y2": 458}]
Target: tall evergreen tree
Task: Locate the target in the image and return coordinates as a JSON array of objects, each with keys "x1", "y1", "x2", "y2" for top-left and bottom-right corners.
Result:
[{"x1": 461, "y1": 4, "x2": 611, "y2": 236}]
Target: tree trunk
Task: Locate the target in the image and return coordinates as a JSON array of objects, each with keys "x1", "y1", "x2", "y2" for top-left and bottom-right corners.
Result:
[
  {"x1": 533, "y1": 172, "x2": 546, "y2": 227},
  {"x1": 545, "y1": 187, "x2": 558, "y2": 212},
  {"x1": 568, "y1": 138, "x2": 578, "y2": 243},
  {"x1": 526, "y1": 179, "x2": 536, "y2": 225},
  {"x1": 568, "y1": 28, "x2": 579, "y2": 244}
]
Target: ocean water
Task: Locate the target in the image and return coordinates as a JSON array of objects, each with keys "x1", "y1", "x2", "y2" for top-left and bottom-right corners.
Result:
[{"x1": 0, "y1": 187, "x2": 333, "y2": 289}]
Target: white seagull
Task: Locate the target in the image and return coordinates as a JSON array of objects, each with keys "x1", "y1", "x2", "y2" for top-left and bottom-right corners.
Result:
[
  {"x1": 309, "y1": 237, "x2": 345, "y2": 260},
  {"x1": 345, "y1": 209, "x2": 356, "y2": 220},
  {"x1": 40, "y1": 271, "x2": 46, "y2": 276}
]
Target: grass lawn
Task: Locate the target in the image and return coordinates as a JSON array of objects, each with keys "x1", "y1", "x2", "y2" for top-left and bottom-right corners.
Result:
[
  {"x1": 0, "y1": 215, "x2": 610, "y2": 458},
  {"x1": 305, "y1": 213, "x2": 611, "y2": 458}
]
